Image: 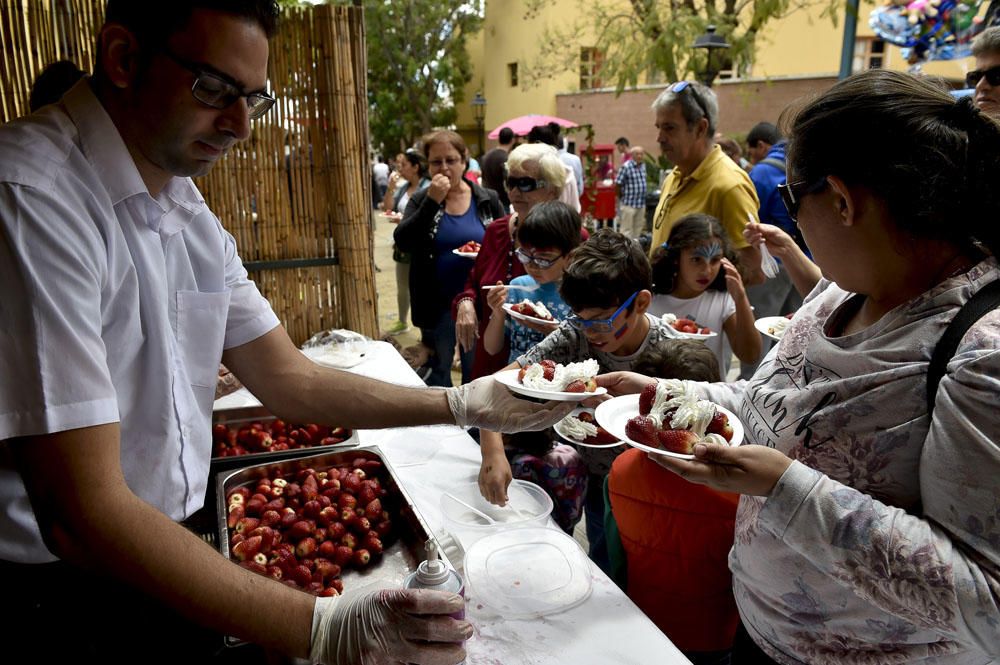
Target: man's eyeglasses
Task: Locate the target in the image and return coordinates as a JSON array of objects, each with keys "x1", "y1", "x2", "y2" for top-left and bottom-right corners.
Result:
[
  {"x1": 966, "y1": 65, "x2": 1000, "y2": 89},
  {"x1": 514, "y1": 247, "x2": 563, "y2": 269},
  {"x1": 163, "y1": 49, "x2": 275, "y2": 120},
  {"x1": 668, "y1": 81, "x2": 709, "y2": 124},
  {"x1": 429, "y1": 157, "x2": 463, "y2": 169},
  {"x1": 505, "y1": 176, "x2": 548, "y2": 192},
  {"x1": 777, "y1": 177, "x2": 828, "y2": 222},
  {"x1": 566, "y1": 291, "x2": 639, "y2": 334}
]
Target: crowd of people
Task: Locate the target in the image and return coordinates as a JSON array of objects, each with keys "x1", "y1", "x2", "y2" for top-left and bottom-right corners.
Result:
[{"x1": 5, "y1": 0, "x2": 1000, "y2": 662}]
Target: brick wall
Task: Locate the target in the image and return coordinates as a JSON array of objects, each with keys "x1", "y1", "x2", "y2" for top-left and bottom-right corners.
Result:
[{"x1": 555, "y1": 76, "x2": 840, "y2": 157}]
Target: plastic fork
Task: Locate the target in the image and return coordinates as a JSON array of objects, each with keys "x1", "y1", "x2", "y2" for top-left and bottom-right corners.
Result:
[
  {"x1": 481, "y1": 283, "x2": 539, "y2": 292},
  {"x1": 750, "y1": 212, "x2": 780, "y2": 279}
]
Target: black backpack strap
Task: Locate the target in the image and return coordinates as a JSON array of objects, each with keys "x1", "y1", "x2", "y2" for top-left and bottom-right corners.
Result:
[{"x1": 927, "y1": 279, "x2": 1000, "y2": 416}]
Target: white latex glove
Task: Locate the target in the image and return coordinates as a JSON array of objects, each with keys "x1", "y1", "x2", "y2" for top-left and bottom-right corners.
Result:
[
  {"x1": 310, "y1": 587, "x2": 470, "y2": 665},
  {"x1": 446, "y1": 375, "x2": 576, "y2": 432}
]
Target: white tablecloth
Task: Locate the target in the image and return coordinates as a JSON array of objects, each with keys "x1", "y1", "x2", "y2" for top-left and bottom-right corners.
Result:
[{"x1": 215, "y1": 341, "x2": 690, "y2": 664}]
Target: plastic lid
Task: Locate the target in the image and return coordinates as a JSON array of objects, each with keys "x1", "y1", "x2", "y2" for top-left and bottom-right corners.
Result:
[{"x1": 463, "y1": 527, "x2": 592, "y2": 618}]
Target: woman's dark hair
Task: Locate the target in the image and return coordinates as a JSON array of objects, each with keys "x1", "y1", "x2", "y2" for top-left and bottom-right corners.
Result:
[
  {"x1": 783, "y1": 69, "x2": 1000, "y2": 257},
  {"x1": 560, "y1": 229, "x2": 652, "y2": 313},
  {"x1": 402, "y1": 149, "x2": 428, "y2": 179},
  {"x1": 29, "y1": 60, "x2": 86, "y2": 111},
  {"x1": 652, "y1": 213, "x2": 736, "y2": 295},
  {"x1": 516, "y1": 201, "x2": 582, "y2": 256}
]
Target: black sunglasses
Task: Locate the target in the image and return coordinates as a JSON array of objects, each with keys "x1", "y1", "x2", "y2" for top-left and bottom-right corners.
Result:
[
  {"x1": 668, "y1": 81, "x2": 709, "y2": 124},
  {"x1": 505, "y1": 176, "x2": 548, "y2": 193},
  {"x1": 777, "y1": 177, "x2": 828, "y2": 222},
  {"x1": 163, "y1": 48, "x2": 276, "y2": 120},
  {"x1": 966, "y1": 65, "x2": 1000, "y2": 89}
]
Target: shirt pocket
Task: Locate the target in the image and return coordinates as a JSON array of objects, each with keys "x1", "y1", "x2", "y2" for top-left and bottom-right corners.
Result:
[{"x1": 176, "y1": 289, "x2": 232, "y2": 388}]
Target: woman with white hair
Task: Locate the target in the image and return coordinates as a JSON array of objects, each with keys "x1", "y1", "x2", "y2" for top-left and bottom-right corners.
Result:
[{"x1": 452, "y1": 142, "x2": 582, "y2": 380}]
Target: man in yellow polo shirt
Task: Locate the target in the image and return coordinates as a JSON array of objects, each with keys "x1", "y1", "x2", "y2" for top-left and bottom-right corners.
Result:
[{"x1": 649, "y1": 81, "x2": 764, "y2": 285}]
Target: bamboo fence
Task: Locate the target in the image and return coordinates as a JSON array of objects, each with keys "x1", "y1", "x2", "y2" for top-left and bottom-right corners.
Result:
[{"x1": 1, "y1": 1, "x2": 377, "y2": 344}]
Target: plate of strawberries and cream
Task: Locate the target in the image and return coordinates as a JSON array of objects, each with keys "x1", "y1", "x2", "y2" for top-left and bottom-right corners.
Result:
[
  {"x1": 594, "y1": 379, "x2": 742, "y2": 459},
  {"x1": 660, "y1": 313, "x2": 718, "y2": 340},
  {"x1": 554, "y1": 408, "x2": 623, "y2": 448},
  {"x1": 494, "y1": 358, "x2": 606, "y2": 401},
  {"x1": 503, "y1": 300, "x2": 557, "y2": 326}
]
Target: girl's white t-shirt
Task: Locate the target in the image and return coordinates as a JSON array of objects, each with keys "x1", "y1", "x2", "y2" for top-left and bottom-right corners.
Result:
[{"x1": 649, "y1": 290, "x2": 737, "y2": 376}]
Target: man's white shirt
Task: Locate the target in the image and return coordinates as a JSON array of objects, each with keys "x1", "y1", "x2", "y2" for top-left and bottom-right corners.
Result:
[{"x1": 0, "y1": 80, "x2": 279, "y2": 562}]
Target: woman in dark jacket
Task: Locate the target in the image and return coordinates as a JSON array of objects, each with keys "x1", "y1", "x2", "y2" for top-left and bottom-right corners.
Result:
[{"x1": 394, "y1": 131, "x2": 505, "y2": 386}]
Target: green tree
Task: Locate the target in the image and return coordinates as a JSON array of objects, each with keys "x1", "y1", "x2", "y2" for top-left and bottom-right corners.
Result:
[
  {"x1": 277, "y1": 0, "x2": 483, "y2": 155},
  {"x1": 521, "y1": 0, "x2": 838, "y2": 93}
]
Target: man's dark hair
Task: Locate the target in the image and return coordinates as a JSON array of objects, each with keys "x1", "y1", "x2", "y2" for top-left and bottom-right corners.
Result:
[
  {"x1": 516, "y1": 201, "x2": 582, "y2": 256},
  {"x1": 746, "y1": 122, "x2": 781, "y2": 148},
  {"x1": 104, "y1": 1, "x2": 281, "y2": 48},
  {"x1": 633, "y1": 339, "x2": 721, "y2": 382},
  {"x1": 560, "y1": 229, "x2": 651, "y2": 314},
  {"x1": 527, "y1": 124, "x2": 558, "y2": 147},
  {"x1": 498, "y1": 127, "x2": 514, "y2": 144},
  {"x1": 615, "y1": 136, "x2": 629, "y2": 147},
  {"x1": 29, "y1": 60, "x2": 86, "y2": 111}
]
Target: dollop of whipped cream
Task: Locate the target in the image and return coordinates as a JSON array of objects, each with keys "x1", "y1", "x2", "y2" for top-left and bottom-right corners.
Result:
[
  {"x1": 558, "y1": 415, "x2": 598, "y2": 440},
  {"x1": 646, "y1": 379, "x2": 716, "y2": 437},
  {"x1": 521, "y1": 358, "x2": 599, "y2": 391},
  {"x1": 767, "y1": 318, "x2": 790, "y2": 338},
  {"x1": 660, "y1": 313, "x2": 678, "y2": 325}
]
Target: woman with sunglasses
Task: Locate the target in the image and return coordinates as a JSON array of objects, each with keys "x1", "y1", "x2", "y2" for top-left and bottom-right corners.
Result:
[
  {"x1": 600, "y1": 69, "x2": 1000, "y2": 663},
  {"x1": 394, "y1": 131, "x2": 505, "y2": 387},
  {"x1": 451, "y1": 143, "x2": 579, "y2": 381}
]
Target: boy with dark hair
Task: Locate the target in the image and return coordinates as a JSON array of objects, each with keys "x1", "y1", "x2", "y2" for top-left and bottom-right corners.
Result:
[
  {"x1": 480, "y1": 229, "x2": 683, "y2": 571},
  {"x1": 607, "y1": 339, "x2": 739, "y2": 664}
]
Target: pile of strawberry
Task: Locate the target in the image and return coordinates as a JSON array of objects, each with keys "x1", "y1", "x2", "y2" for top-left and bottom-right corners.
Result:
[
  {"x1": 510, "y1": 301, "x2": 554, "y2": 321},
  {"x1": 226, "y1": 458, "x2": 393, "y2": 597},
  {"x1": 517, "y1": 359, "x2": 597, "y2": 393},
  {"x1": 213, "y1": 420, "x2": 351, "y2": 458},
  {"x1": 624, "y1": 383, "x2": 733, "y2": 455},
  {"x1": 458, "y1": 240, "x2": 481, "y2": 254},
  {"x1": 671, "y1": 318, "x2": 712, "y2": 335},
  {"x1": 573, "y1": 412, "x2": 619, "y2": 445}
]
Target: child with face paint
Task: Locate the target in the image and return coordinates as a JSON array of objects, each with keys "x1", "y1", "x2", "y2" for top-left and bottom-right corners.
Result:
[
  {"x1": 478, "y1": 229, "x2": 683, "y2": 574},
  {"x1": 648, "y1": 213, "x2": 762, "y2": 377}
]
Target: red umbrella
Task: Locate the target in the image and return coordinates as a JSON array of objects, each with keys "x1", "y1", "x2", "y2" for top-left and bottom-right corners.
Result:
[{"x1": 488, "y1": 114, "x2": 578, "y2": 140}]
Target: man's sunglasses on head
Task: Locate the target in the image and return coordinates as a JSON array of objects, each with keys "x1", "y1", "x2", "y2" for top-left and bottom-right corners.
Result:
[
  {"x1": 505, "y1": 176, "x2": 547, "y2": 193},
  {"x1": 966, "y1": 65, "x2": 1000, "y2": 89}
]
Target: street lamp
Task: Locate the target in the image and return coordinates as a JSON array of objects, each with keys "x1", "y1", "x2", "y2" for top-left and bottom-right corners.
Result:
[
  {"x1": 692, "y1": 25, "x2": 730, "y2": 88},
  {"x1": 471, "y1": 91, "x2": 487, "y2": 157}
]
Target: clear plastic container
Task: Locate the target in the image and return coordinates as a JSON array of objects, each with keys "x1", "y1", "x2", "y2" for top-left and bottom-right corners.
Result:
[
  {"x1": 439, "y1": 479, "x2": 554, "y2": 548},
  {"x1": 463, "y1": 527, "x2": 593, "y2": 618},
  {"x1": 301, "y1": 328, "x2": 371, "y2": 369}
]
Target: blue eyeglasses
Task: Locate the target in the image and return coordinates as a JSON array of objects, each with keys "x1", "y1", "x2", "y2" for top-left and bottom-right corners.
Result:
[{"x1": 566, "y1": 291, "x2": 639, "y2": 334}]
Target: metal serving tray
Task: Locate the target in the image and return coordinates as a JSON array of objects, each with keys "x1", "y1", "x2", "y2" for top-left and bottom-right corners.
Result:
[
  {"x1": 210, "y1": 405, "x2": 360, "y2": 474},
  {"x1": 215, "y1": 446, "x2": 449, "y2": 647}
]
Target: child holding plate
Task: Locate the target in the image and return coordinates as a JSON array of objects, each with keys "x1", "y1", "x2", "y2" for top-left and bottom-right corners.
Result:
[{"x1": 649, "y1": 213, "x2": 761, "y2": 377}]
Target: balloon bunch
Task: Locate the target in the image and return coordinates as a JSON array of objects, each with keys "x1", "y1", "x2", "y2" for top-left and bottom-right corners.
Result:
[{"x1": 870, "y1": 0, "x2": 988, "y2": 66}]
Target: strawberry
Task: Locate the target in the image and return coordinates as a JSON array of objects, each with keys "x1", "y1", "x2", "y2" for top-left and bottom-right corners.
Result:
[
  {"x1": 266, "y1": 565, "x2": 283, "y2": 581},
  {"x1": 340, "y1": 533, "x2": 357, "y2": 550},
  {"x1": 352, "y1": 549, "x2": 371, "y2": 567},
  {"x1": 314, "y1": 559, "x2": 342, "y2": 582},
  {"x1": 362, "y1": 534, "x2": 383, "y2": 555},
  {"x1": 303, "y1": 500, "x2": 322, "y2": 518},
  {"x1": 318, "y1": 540, "x2": 337, "y2": 559},
  {"x1": 280, "y1": 508, "x2": 300, "y2": 529},
  {"x1": 320, "y1": 436, "x2": 344, "y2": 446},
  {"x1": 374, "y1": 519, "x2": 392, "y2": 538},
  {"x1": 232, "y1": 535, "x2": 262, "y2": 561},
  {"x1": 245, "y1": 498, "x2": 265, "y2": 516},
  {"x1": 540, "y1": 360, "x2": 556, "y2": 381},
  {"x1": 239, "y1": 559, "x2": 267, "y2": 576},
  {"x1": 333, "y1": 545, "x2": 354, "y2": 567},
  {"x1": 327, "y1": 521, "x2": 347, "y2": 541},
  {"x1": 295, "y1": 537, "x2": 318, "y2": 559},
  {"x1": 227, "y1": 504, "x2": 245, "y2": 529},
  {"x1": 638, "y1": 382, "x2": 658, "y2": 415},
  {"x1": 234, "y1": 517, "x2": 259, "y2": 535},
  {"x1": 317, "y1": 506, "x2": 339, "y2": 526},
  {"x1": 517, "y1": 366, "x2": 528, "y2": 382},
  {"x1": 337, "y1": 493, "x2": 357, "y2": 510},
  {"x1": 292, "y1": 564, "x2": 313, "y2": 587},
  {"x1": 584, "y1": 378, "x2": 598, "y2": 392},
  {"x1": 565, "y1": 379, "x2": 587, "y2": 393},
  {"x1": 330, "y1": 578, "x2": 344, "y2": 593},
  {"x1": 342, "y1": 472, "x2": 362, "y2": 494},
  {"x1": 313, "y1": 527, "x2": 327, "y2": 542},
  {"x1": 655, "y1": 429, "x2": 700, "y2": 455},
  {"x1": 319, "y1": 587, "x2": 339, "y2": 597},
  {"x1": 364, "y1": 499, "x2": 382, "y2": 521},
  {"x1": 263, "y1": 498, "x2": 285, "y2": 513},
  {"x1": 359, "y1": 486, "x2": 377, "y2": 505},
  {"x1": 625, "y1": 416, "x2": 659, "y2": 446},
  {"x1": 706, "y1": 410, "x2": 733, "y2": 442},
  {"x1": 260, "y1": 509, "x2": 281, "y2": 528},
  {"x1": 588, "y1": 427, "x2": 619, "y2": 445},
  {"x1": 288, "y1": 520, "x2": 315, "y2": 543}
]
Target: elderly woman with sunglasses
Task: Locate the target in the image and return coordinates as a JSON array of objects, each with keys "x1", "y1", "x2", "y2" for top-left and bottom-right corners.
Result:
[
  {"x1": 394, "y1": 130, "x2": 505, "y2": 387},
  {"x1": 599, "y1": 69, "x2": 1000, "y2": 664},
  {"x1": 451, "y1": 143, "x2": 584, "y2": 380}
]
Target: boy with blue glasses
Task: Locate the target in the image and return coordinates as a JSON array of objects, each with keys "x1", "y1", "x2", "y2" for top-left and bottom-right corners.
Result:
[{"x1": 479, "y1": 229, "x2": 682, "y2": 571}]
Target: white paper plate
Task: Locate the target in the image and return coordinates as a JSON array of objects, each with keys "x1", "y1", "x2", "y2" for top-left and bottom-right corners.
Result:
[
  {"x1": 594, "y1": 393, "x2": 743, "y2": 460},
  {"x1": 452, "y1": 249, "x2": 479, "y2": 258},
  {"x1": 553, "y1": 408, "x2": 624, "y2": 449},
  {"x1": 502, "y1": 302, "x2": 558, "y2": 327},
  {"x1": 493, "y1": 368, "x2": 606, "y2": 402},
  {"x1": 463, "y1": 527, "x2": 593, "y2": 618},
  {"x1": 673, "y1": 329, "x2": 718, "y2": 340},
  {"x1": 755, "y1": 316, "x2": 791, "y2": 342}
]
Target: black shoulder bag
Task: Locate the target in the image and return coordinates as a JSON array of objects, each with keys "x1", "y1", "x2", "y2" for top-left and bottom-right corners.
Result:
[{"x1": 926, "y1": 279, "x2": 1000, "y2": 416}]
